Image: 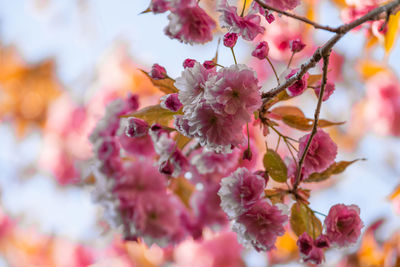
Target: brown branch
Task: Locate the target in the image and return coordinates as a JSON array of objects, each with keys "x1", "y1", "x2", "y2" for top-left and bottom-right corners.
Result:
[
  {"x1": 293, "y1": 51, "x2": 331, "y2": 190},
  {"x1": 254, "y1": 0, "x2": 339, "y2": 33},
  {"x1": 260, "y1": 0, "x2": 400, "y2": 102}
]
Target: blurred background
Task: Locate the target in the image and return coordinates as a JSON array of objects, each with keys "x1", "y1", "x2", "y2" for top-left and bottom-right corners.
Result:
[{"x1": 0, "y1": 0, "x2": 400, "y2": 266}]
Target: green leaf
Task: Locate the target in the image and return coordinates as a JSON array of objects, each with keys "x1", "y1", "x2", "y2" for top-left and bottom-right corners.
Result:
[
  {"x1": 263, "y1": 149, "x2": 288, "y2": 183},
  {"x1": 121, "y1": 104, "x2": 181, "y2": 125},
  {"x1": 140, "y1": 69, "x2": 179, "y2": 94},
  {"x1": 290, "y1": 202, "x2": 322, "y2": 238},
  {"x1": 304, "y1": 159, "x2": 364, "y2": 183}
]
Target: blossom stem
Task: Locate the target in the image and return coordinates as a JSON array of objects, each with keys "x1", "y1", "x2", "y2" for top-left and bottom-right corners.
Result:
[
  {"x1": 230, "y1": 47, "x2": 238, "y2": 65},
  {"x1": 275, "y1": 135, "x2": 281, "y2": 151},
  {"x1": 312, "y1": 209, "x2": 327, "y2": 217},
  {"x1": 287, "y1": 52, "x2": 295, "y2": 68},
  {"x1": 266, "y1": 56, "x2": 280, "y2": 85},
  {"x1": 240, "y1": 0, "x2": 247, "y2": 17}
]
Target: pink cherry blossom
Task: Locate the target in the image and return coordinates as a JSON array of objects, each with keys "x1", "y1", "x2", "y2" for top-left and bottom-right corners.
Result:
[
  {"x1": 233, "y1": 199, "x2": 288, "y2": 251},
  {"x1": 314, "y1": 82, "x2": 336, "y2": 101},
  {"x1": 252, "y1": 41, "x2": 269, "y2": 59},
  {"x1": 218, "y1": 167, "x2": 266, "y2": 218},
  {"x1": 223, "y1": 32, "x2": 238, "y2": 48},
  {"x1": 261, "y1": 0, "x2": 300, "y2": 11},
  {"x1": 190, "y1": 149, "x2": 240, "y2": 175},
  {"x1": 160, "y1": 93, "x2": 183, "y2": 112},
  {"x1": 131, "y1": 192, "x2": 185, "y2": 245},
  {"x1": 191, "y1": 183, "x2": 229, "y2": 228},
  {"x1": 150, "y1": 63, "x2": 167, "y2": 79},
  {"x1": 218, "y1": 3, "x2": 265, "y2": 41},
  {"x1": 324, "y1": 204, "x2": 364, "y2": 247},
  {"x1": 206, "y1": 64, "x2": 261, "y2": 122},
  {"x1": 175, "y1": 62, "x2": 216, "y2": 113},
  {"x1": 113, "y1": 161, "x2": 166, "y2": 204},
  {"x1": 285, "y1": 69, "x2": 309, "y2": 97},
  {"x1": 298, "y1": 129, "x2": 337, "y2": 178},
  {"x1": 165, "y1": 4, "x2": 216, "y2": 44},
  {"x1": 186, "y1": 102, "x2": 245, "y2": 153}
]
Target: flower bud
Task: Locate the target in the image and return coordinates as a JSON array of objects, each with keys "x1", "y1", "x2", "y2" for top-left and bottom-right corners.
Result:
[{"x1": 150, "y1": 63, "x2": 167, "y2": 79}]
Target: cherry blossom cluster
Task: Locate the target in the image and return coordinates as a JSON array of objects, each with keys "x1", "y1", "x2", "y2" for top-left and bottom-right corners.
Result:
[
  {"x1": 84, "y1": 0, "x2": 400, "y2": 264},
  {"x1": 174, "y1": 62, "x2": 261, "y2": 152},
  {"x1": 218, "y1": 168, "x2": 288, "y2": 251}
]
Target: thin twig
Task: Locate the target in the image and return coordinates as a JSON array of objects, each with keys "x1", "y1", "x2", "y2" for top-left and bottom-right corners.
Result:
[
  {"x1": 255, "y1": 0, "x2": 339, "y2": 33},
  {"x1": 293, "y1": 50, "x2": 331, "y2": 190},
  {"x1": 260, "y1": 0, "x2": 400, "y2": 102}
]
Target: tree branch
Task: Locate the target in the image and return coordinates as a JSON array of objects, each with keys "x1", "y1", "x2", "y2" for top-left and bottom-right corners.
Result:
[
  {"x1": 260, "y1": 0, "x2": 400, "y2": 102},
  {"x1": 254, "y1": 0, "x2": 339, "y2": 33},
  {"x1": 293, "y1": 50, "x2": 331, "y2": 190}
]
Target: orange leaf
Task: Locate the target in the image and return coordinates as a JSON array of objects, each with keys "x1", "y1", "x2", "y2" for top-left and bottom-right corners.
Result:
[
  {"x1": 384, "y1": 11, "x2": 400, "y2": 54},
  {"x1": 140, "y1": 70, "x2": 178, "y2": 94}
]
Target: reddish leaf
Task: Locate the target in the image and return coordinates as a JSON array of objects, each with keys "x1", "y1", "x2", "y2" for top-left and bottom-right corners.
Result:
[
  {"x1": 281, "y1": 114, "x2": 344, "y2": 131},
  {"x1": 304, "y1": 159, "x2": 364, "y2": 183},
  {"x1": 270, "y1": 106, "x2": 305, "y2": 119}
]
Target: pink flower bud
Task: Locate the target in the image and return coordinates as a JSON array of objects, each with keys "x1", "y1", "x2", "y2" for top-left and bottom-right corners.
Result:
[
  {"x1": 125, "y1": 118, "x2": 149, "y2": 138},
  {"x1": 314, "y1": 82, "x2": 335, "y2": 101},
  {"x1": 150, "y1": 0, "x2": 169, "y2": 14},
  {"x1": 183, "y1": 58, "x2": 196, "y2": 68},
  {"x1": 125, "y1": 93, "x2": 139, "y2": 112},
  {"x1": 285, "y1": 69, "x2": 309, "y2": 97},
  {"x1": 150, "y1": 63, "x2": 167, "y2": 79},
  {"x1": 160, "y1": 93, "x2": 183, "y2": 112},
  {"x1": 203, "y1": 60, "x2": 216, "y2": 69},
  {"x1": 159, "y1": 160, "x2": 174, "y2": 176},
  {"x1": 315, "y1": 234, "x2": 330, "y2": 248},
  {"x1": 252, "y1": 41, "x2": 269, "y2": 59},
  {"x1": 297, "y1": 232, "x2": 313, "y2": 256},
  {"x1": 290, "y1": 39, "x2": 306, "y2": 53},
  {"x1": 223, "y1": 32, "x2": 238, "y2": 48},
  {"x1": 266, "y1": 13, "x2": 275, "y2": 23},
  {"x1": 266, "y1": 13, "x2": 275, "y2": 24},
  {"x1": 242, "y1": 148, "x2": 252, "y2": 161}
]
